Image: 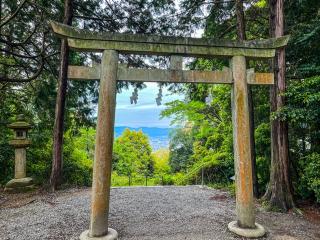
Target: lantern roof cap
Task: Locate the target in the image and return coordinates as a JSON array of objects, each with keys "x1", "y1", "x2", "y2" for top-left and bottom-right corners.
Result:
[{"x1": 8, "y1": 114, "x2": 31, "y2": 129}]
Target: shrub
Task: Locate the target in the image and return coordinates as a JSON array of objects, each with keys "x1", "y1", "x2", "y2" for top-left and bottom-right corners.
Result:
[
  {"x1": 256, "y1": 156, "x2": 270, "y2": 193},
  {"x1": 154, "y1": 174, "x2": 174, "y2": 185},
  {"x1": 298, "y1": 153, "x2": 320, "y2": 202},
  {"x1": 62, "y1": 129, "x2": 94, "y2": 187},
  {"x1": 172, "y1": 172, "x2": 187, "y2": 185}
]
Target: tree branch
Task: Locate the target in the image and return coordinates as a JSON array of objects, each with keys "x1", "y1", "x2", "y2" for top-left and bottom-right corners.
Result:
[{"x1": 0, "y1": 0, "x2": 28, "y2": 28}]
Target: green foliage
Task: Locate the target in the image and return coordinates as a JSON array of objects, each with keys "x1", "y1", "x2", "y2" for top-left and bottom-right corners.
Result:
[
  {"x1": 62, "y1": 129, "x2": 95, "y2": 186},
  {"x1": 157, "y1": 174, "x2": 175, "y2": 185},
  {"x1": 297, "y1": 153, "x2": 320, "y2": 202},
  {"x1": 0, "y1": 140, "x2": 14, "y2": 185},
  {"x1": 176, "y1": 152, "x2": 233, "y2": 185},
  {"x1": 162, "y1": 83, "x2": 235, "y2": 186},
  {"x1": 284, "y1": 76, "x2": 320, "y2": 124},
  {"x1": 167, "y1": 128, "x2": 194, "y2": 172},
  {"x1": 166, "y1": 0, "x2": 320, "y2": 205},
  {"x1": 112, "y1": 171, "x2": 159, "y2": 187},
  {"x1": 27, "y1": 137, "x2": 52, "y2": 185},
  {"x1": 0, "y1": 86, "x2": 54, "y2": 185},
  {"x1": 113, "y1": 129, "x2": 154, "y2": 182},
  {"x1": 228, "y1": 183, "x2": 236, "y2": 197},
  {"x1": 171, "y1": 172, "x2": 186, "y2": 186},
  {"x1": 282, "y1": 76, "x2": 320, "y2": 201},
  {"x1": 0, "y1": 0, "x2": 187, "y2": 188},
  {"x1": 286, "y1": 0, "x2": 320, "y2": 78},
  {"x1": 254, "y1": 123, "x2": 271, "y2": 192},
  {"x1": 112, "y1": 172, "x2": 130, "y2": 186},
  {"x1": 151, "y1": 149, "x2": 175, "y2": 185},
  {"x1": 255, "y1": 0, "x2": 267, "y2": 8},
  {"x1": 152, "y1": 149, "x2": 170, "y2": 174}
]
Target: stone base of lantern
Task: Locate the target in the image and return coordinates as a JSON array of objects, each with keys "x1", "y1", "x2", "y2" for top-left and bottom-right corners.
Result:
[
  {"x1": 228, "y1": 221, "x2": 265, "y2": 238},
  {"x1": 80, "y1": 229, "x2": 118, "y2": 240},
  {"x1": 4, "y1": 177, "x2": 35, "y2": 193}
]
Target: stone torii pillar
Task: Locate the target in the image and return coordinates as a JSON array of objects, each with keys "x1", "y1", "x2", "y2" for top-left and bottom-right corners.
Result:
[
  {"x1": 80, "y1": 50, "x2": 119, "y2": 240},
  {"x1": 50, "y1": 21, "x2": 289, "y2": 240},
  {"x1": 228, "y1": 56, "x2": 265, "y2": 237}
]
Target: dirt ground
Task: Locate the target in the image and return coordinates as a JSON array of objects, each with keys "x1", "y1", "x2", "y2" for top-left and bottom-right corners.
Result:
[{"x1": 0, "y1": 186, "x2": 319, "y2": 240}]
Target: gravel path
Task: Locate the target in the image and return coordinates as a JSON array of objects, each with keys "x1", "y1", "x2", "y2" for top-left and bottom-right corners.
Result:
[{"x1": 0, "y1": 186, "x2": 319, "y2": 240}]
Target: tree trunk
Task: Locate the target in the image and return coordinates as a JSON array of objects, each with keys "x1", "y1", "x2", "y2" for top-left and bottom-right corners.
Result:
[
  {"x1": 235, "y1": 0, "x2": 246, "y2": 41},
  {"x1": 50, "y1": 0, "x2": 73, "y2": 191},
  {"x1": 264, "y1": 0, "x2": 295, "y2": 211},
  {"x1": 235, "y1": 0, "x2": 259, "y2": 197}
]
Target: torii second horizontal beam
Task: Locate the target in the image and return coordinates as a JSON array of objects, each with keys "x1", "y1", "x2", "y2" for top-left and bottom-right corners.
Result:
[{"x1": 68, "y1": 65, "x2": 274, "y2": 85}]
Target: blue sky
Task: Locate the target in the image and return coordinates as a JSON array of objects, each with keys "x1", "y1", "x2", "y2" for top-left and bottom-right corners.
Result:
[{"x1": 115, "y1": 83, "x2": 183, "y2": 128}]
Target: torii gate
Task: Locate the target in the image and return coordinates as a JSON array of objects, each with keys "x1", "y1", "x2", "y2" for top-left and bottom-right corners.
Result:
[{"x1": 51, "y1": 21, "x2": 289, "y2": 240}]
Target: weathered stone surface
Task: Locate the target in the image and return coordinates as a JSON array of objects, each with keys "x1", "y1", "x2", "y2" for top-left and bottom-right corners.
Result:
[
  {"x1": 50, "y1": 22, "x2": 290, "y2": 58},
  {"x1": 68, "y1": 65, "x2": 274, "y2": 85},
  {"x1": 247, "y1": 68, "x2": 274, "y2": 85},
  {"x1": 51, "y1": 21, "x2": 289, "y2": 49},
  {"x1": 5, "y1": 177, "x2": 33, "y2": 188},
  {"x1": 228, "y1": 221, "x2": 265, "y2": 238},
  {"x1": 8, "y1": 121, "x2": 31, "y2": 129},
  {"x1": 9, "y1": 139, "x2": 31, "y2": 147},
  {"x1": 80, "y1": 229, "x2": 118, "y2": 240},
  {"x1": 14, "y1": 148, "x2": 27, "y2": 178},
  {"x1": 68, "y1": 65, "x2": 233, "y2": 84},
  {"x1": 89, "y1": 50, "x2": 118, "y2": 237},
  {"x1": 8, "y1": 115, "x2": 31, "y2": 129},
  {"x1": 68, "y1": 64, "x2": 100, "y2": 81},
  {"x1": 5, "y1": 177, "x2": 35, "y2": 193},
  {"x1": 231, "y1": 56, "x2": 255, "y2": 228},
  {"x1": 67, "y1": 38, "x2": 276, "y2": 58}
]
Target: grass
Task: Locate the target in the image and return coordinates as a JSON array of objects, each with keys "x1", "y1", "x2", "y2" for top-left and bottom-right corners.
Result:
[{"x1": 112, "y1": 172, "x2": 159, "y2": 187}]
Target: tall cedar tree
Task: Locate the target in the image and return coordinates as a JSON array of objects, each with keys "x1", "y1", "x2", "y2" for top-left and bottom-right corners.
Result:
[
  {"x1": 264, "y1": 0, "x2": 295, "y2": 210},
  {"x1": 235, "y1": 0, "x2": 259, "y2": 198},
  {"x1": 50, "y1": 0, "x2": 73, "y2": 191}
]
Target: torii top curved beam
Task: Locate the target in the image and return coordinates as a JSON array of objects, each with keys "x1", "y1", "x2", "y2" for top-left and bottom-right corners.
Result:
[{"x1": 50, "y1": 21, "x2": 289, "y2": 59}]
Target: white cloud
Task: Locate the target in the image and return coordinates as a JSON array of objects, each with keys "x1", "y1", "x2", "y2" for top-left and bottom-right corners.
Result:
[{"x1": 115, "y1": 82, "x2": 183, "y2": 127}]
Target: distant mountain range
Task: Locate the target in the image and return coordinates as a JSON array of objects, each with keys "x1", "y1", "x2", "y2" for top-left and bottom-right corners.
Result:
[{"x1": 114, "y1": 126, "x2": 172, "y2": 150}]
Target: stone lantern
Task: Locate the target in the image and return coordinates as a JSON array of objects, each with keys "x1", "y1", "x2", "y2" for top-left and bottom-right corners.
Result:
[{"x1": 5, "y1": 114, "x2": 34, "y2": 192}]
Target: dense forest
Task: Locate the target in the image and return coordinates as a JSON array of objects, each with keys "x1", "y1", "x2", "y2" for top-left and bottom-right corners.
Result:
[{"x1": 1, "y1": 0, "x2": 320, "y2": 213}]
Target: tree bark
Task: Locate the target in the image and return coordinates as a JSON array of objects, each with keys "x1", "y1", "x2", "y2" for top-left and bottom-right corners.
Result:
[
  {"x1": 50, "y1": 0, "x2": 73, "y2": 191},
  {"x1": 235, "y1": 0, "x2": 259, "y2": 197},
  {"x1": 235, "y1": 0, "x2": 246, "y2": 41},
  {"x1": 264, "y1": 0, "x2": 295, "y2": 211}
]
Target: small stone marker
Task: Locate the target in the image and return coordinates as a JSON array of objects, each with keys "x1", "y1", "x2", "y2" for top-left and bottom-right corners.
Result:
[{"x1": 5, "y1": 114, "x2": 35, "y2": 193}]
